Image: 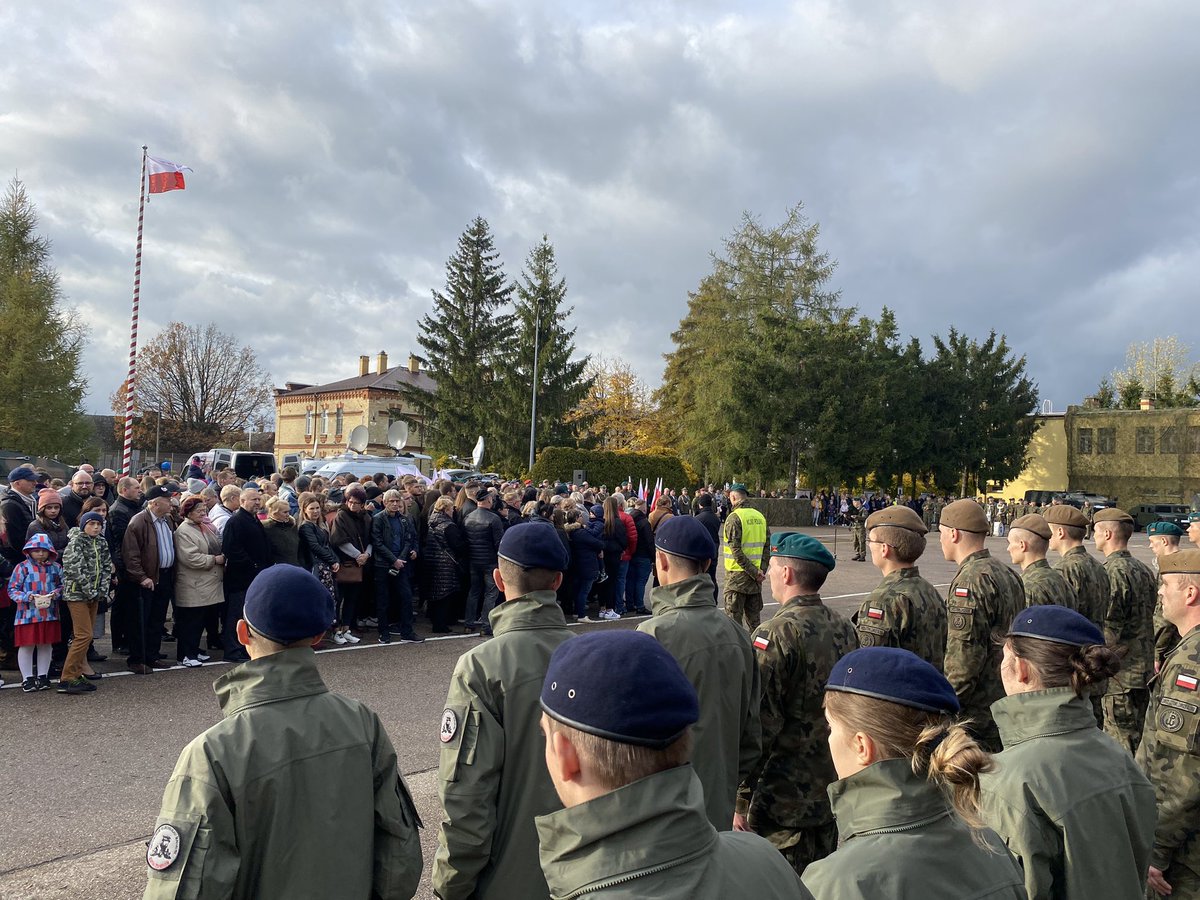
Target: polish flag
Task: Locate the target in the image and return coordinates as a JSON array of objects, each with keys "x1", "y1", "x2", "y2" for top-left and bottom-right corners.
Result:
[
  {"x1": 1176, "y1": 673, "x2": 1198, "y2": 691},
  {"x1": 147, "y1": 156, "x2": 192, "y2": 193}
]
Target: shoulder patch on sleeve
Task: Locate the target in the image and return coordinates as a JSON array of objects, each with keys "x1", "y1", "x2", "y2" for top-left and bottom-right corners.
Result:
[
  {"x1": 752, "y1": 634, "x2": 770, "y2": 651},
  {"x1": 954, "y1": 587, "x2": 970, "y2": 598},
  {"x1": 147, "y1": 824, "x2": 181, "y2": 871},
  {"x1": 440, "y1": 708, "x2": 459, "y2": 743}
]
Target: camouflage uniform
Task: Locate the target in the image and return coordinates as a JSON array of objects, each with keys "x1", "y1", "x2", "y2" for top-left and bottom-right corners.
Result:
[
  {"x1": 1101, "y1": 550, "x2": 1157, "y2": 755},
  {"x1": 945, "y1": 548, "x2": 1025, "y2": 752},
  {"x1": 737, "y1": 595, "x2": 857, "y2": 876},
  {"x1": 849, "y1": 503, "x2": 866, "y2": 561},
  {"x1": 1137, "y1": 624, "x2": 1200, "y2": 896},
  {"x1": 921, "y1": 500, "x2": 935, "y2": 531},
  {"x1": 854, "y1": 567, "x2": 946, "y2": 671},
  {"x1": 1054, "y1": 545, "x2": 1109, "y2": 629},
  {"x1": 722, "y1": 510, "x2": 770, "y2": 631},
  {"x1": 1021, "y1": 558, "x2": 1078, "y2": 608},
  {"x1": 1153, "y1": 557, "x2": 1184, "y2": 672}
]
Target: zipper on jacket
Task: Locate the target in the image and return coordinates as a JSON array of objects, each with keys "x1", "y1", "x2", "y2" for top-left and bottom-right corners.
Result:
[
  {"x1": 852, "y1": 809, "x2": 951, "y2": 838},
  {"x1": 560, "y1": 844, "x2": 711, "y2": 899}
]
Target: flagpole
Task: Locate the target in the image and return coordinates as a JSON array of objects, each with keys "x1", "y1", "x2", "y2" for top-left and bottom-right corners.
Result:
[{"x1": 121, "y1": 146, "x2": 148, "y2": 476}]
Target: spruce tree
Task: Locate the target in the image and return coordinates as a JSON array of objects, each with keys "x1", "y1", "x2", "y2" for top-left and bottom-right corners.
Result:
[
  {"x1": 0, "y1": 178, "x2": 88, "y2": 457},
  {"x1": 405, "y1": 216, "x2": 514, "y2": 464}
]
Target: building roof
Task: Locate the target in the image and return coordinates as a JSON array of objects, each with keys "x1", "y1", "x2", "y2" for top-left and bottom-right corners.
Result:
[{"x1": 275, "y1": 366, "x2": 436, "y2": 398}]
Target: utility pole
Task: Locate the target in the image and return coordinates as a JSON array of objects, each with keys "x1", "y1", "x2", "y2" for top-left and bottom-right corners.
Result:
[
  {"x1": 155, "y1": 409, "x2": 162, "y2": 463},
  {"x1": 527, "y1": 294, "x2": 541, "y2": 472}
]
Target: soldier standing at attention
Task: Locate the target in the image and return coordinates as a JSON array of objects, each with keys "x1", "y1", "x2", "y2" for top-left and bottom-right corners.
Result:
[
  {"x1": 143, "y1": 566, "x2": 423, "y2": 900},
  {"x1": 1188, "y1": 510, "x2": 1200, "y2": 548},
  {"x1": 1137, "y1": 549, "x2": 1200, "y2": 898},
  {"x1": 1045, "y1": 504, "x2": 1109, "y2": 629},
  {"x1": 433, "y1": 523, "x2": 575, "y2": 900},
  {"x1": 721, "y1": 484, "x2": 769, "y2": 631},
  {"x1": 848, "y1": 497, "x2": 867, "y2": 561},
  {"x1": 637, "y1": 516, "x2": 761, "y2": 831},
  {"x1": 1007, "y1": 513, "x2": 1078, "y2": 608},
  {"x1": 1094, "y1": 507, "x2": 1157, "y2": 755},
  {"x1": 937, "y1": 498, "x2": 1025, "y2": 752},
  {"x1": 854, "y1": 506, "x2": 946, "y2": 670},
  {"x1": 1148, "y1": 520, "x2": 1185, "y2": 671},
  {"x1": 735, "y1": 533, "x2": 857, "y2": 876}
]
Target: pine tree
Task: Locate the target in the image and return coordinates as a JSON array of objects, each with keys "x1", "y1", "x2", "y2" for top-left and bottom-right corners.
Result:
[
  {"x1": 404, "y1": 216, "x2": 514, "y2": 464},
  {"x1": 0, "y1": 178, "x2": 88, "y2": 457},
  {"x1": 499, "y1": 236, "x2": 592, "y2": 473}
]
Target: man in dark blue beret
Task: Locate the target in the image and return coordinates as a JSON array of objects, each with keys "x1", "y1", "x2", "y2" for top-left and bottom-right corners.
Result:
[
  {"x1": 433, "y1": 520, "x2": 575, "y2": 900},
  {"x1": 637, "y1": 515, "x2": 761, "y2": 832},
  {"x1": 145, "y1": 566, "x2": 422, "y2": 900},
  {"x1": 736, "y1": 532, "x2": 857, "y2": 877},
  {"x1": 535, "y1": 631, "x2": 811, "y2": 899}
]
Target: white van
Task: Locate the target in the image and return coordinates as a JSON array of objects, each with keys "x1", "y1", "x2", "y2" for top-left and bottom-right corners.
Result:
[
  {"x1": 314, "y1": 453, "x2": 431, "y2": 483},
  {"x1": 205, "y1": 449, "x2": 278, "y2": 480}
]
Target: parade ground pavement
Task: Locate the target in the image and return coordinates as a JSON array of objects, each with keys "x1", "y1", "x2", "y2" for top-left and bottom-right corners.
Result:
[{"x1": 0, "y1": 528, "x2": 1158, "y2": 899}]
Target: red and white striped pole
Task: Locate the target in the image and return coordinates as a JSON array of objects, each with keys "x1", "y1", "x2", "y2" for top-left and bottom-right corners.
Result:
[{"x1": 121, "y1": 146, "x2": 148, "y2": 476}]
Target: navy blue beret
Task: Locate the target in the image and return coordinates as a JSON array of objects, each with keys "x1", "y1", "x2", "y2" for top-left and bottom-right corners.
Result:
[
  {"x1": 541, "y1": 631, "x2": 699, "y2": 748},
  {"x1": 655, "y1": 515, "x2": 717, "y2": 561},
  {"x1": 244, "y1": 565, "x2": 335, "y2": 644},
  {"x1": 770, "y1": 532, "x2": 836, "y2": 570},
  {"x1": 7, "y1": 465, "x2": 37, "y2": 483},
  {"x1": 827, "y1": 647, "x2": 959, "y2": 714},
  {"x1": 1007, "y1": 604, "x2": 1103, "y2": 647},
  {"x1": 498, "y1": 520, "x2": 570, "y2": 571}
]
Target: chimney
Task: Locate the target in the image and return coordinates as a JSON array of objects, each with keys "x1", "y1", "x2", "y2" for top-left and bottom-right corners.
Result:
[
  {"x1": 408, "y1": 354, "x2": 420, "y2": 374},
  {"x1": 1140, "y1": 395, "x2": 1154, "y2": 411},
  {"x1": 358, "y1": 355, "x2": 370, "y2": 377},
  {"x1": 376, "y1": 351, "x2": 388, "y2": 374}
]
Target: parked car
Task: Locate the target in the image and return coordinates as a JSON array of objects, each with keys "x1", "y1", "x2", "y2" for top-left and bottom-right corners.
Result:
[
  {"x1": 1058, "y1": 491, "x2": 1113, "y2": 511},
  {"x1": 1129, "y1": 503, "x2": 1190, "y2": 531},
  {"x1": 314, "y1": 453, "x2": 432, "y2": 484}
]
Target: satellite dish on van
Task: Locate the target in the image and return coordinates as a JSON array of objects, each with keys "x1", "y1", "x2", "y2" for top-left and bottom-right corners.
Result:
[
  {"x1": 347, "y1": 425, "x2": 369, "y2": 455},
  {"x1": 471, "y1": 435, "x2": 485, "y2": 468},
  {"x1": 387, "y1": 421, "x2": 409, "y2": 454}
]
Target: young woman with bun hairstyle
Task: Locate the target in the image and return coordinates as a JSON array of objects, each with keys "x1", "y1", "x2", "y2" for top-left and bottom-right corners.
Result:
[
  {"x1": 980, "y1": 605, "x2": 1156, "y2": 900},
  {"x1": 802, "y1": 647, "x2": 1026, "y2": 899}
]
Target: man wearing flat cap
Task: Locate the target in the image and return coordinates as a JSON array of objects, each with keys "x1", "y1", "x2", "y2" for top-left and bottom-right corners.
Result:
[
  {"x1": 1007, "y1": 513, "x2": 1078, "y2": 609},
  {"x1": 1149, "y1": 520, "x2": 1185, "y2": 671},
  {"x1": 937, "y1": 498, "x2": 1025, "y2": 752},
  {"x1": 721, "y1": 484, "x2": 770, "y2": 631},
  {"x1": 855, "y1": 505, "x2": 946, "y2": 670},
  {"x1": 1137, "y1": 549, "x2": 1200, "y2": 899},
  {"x1": 1045, "y1": 503, "x2": 1109, "y2": 629},
  {"x1": 535, "y1": 631, "x2": 811, "y2": 899},
  {"x1": 1094, "y1": 507, "x2": 1157, "y2": 754},
  {"x1": 434, "y1": 521, "x2": 575, "y2": 900},
  {"x1": 144, "y1": 567, "x2": 422, "y2": 900},
  {"x1": 637, "y1": 516, "x2": 761, "y2": 831},
  {"x1": 735, "y1": 532, "x2": 856, "y2": 876}
]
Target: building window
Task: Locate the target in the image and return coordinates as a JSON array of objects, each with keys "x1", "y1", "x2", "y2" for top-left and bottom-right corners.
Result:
[
  {"x1": 305, "y1": 409, "x2": 313, "y2": 436},
  {"x1": 321, "y1": 409, "x2": 329, "y2": 435},
  {"x1": 335, "y1": 407, "x2": 344, "y2": 435},
  {"x1": 1077, "y1": 428, "x2": 1093, "y2": 455},
  {"x1": 1188, "y1": 426, "x2": 1200, "y2": 454},
  {"x1": 1161, "y1": 427, "x2": 1179, "y2": 454},
  {"x1": 388, "y1": 407, "x2": 405, "y2": 425},
  {"x1": 1096, "y1": 427, "x2": 1116, "y2": 455},
  {"x1": 1135, "y1": 427, "x2": 1154, "y2": 454}
]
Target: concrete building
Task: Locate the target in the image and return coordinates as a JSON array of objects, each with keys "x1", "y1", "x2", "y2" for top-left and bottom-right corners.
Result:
[{"x1": 273, "y1": 352, "x2": 435, "y2": 468}]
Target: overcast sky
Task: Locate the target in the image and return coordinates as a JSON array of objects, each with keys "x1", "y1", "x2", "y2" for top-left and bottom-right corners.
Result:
[{"x1": 4, "y1": 0, "x2": 1198, "y2": 416}]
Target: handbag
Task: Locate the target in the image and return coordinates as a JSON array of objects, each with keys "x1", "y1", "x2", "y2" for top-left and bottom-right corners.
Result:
[
  {"x1": 34, "y1": 593, "x2": 53, "y2": 610},
  {"x1": 335, "y1": 560, "x2": 363, "y2": 584}
]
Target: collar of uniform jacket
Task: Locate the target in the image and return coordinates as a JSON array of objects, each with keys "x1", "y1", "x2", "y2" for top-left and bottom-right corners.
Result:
[
  {"x1": 990, "y1": 686, "x2": 1099, "y2": 748},
  {"x1": 826, "y1": 757, "x2": 953, "y2": 842},
  {"x1": 535, "y1": 764, "x2": 716, "y2": 897},
  {"x1": 649, "y1": 574, "x2": 719, "y2": 615},
  {"x1": 213, "y1": 647, "x2": 329, "y2": 717},
  {"x1": 487, "y1": 589, "x2": 567, "y2": 634}
]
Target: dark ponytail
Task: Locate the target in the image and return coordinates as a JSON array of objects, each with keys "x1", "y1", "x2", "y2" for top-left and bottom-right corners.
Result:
[{"x1": 1007, "y1": 635, "x2": 1124, "y2": 699}]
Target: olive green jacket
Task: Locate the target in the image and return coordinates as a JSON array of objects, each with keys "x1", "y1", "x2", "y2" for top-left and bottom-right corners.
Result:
[
  {"x1": 981, "y1": 687, "x2": 1156, "y2": 900},
  {"x1": 433, "y1": 590, "x2": 575, "y2": 900},
  {"x1": 536, "y1": 765, "x2": 812, "y2": 899},
  {"x1": 802, "y1": 759, "x2": 1026, "y2": 900},
  {"x1": 143, "y1": 648, "x2": 422, "y2": 900},
  {"x1": 855, "y1": 566, "x2": 946, "y2": 670},
  {"x1": 639, "y1": 574, "x2": 761, "y2": 830},
  {"x1": 1021, "y1": 558, "x2": 1077, "y2": 610}
]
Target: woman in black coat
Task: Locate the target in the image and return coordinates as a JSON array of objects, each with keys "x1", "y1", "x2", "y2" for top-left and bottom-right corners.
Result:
[
  {"x1": 422, "y1": 496, "x2": 465, "y2": 633},
  {"x1": 567, "y1": 506, "x2": 605, "y2": 622},
  {"x1": 328, "y1": 485, "x2": 372, "y2": 644},
  {"x1": 597, "y1": 497, "x2": 627, "y2": 620}
]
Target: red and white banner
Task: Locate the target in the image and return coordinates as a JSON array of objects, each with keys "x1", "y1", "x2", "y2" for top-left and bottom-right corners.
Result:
[{"x1": 146, "y1": 155, "x2": 192, "y2": 193}]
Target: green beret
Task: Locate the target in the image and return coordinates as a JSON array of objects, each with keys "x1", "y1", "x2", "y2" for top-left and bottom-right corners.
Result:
[
  {"x1": 769, "y1": 532, "x2": 835, "y2": 570},
  {"x1": 1188, "y1": 511, "x2": 1200, "y2": 524},
  {"x1": 1093, "y1": 507, "x2": 1133, "y2": 525},
  {"x1": 1043, "y1": 505, "x2": 1087, "y2": 529},
  {"x1": 1160, "y1": 549, "x2": 1200, "y2": 576},
  {"x1": 1010, "y1": 514, "x2": 1051, "y2": 540},
  {"x1": 865, "y1": 506, "x2": 927, "y2": 534},
  {"x1": 1147, "y1": 521, "x2": 1185, "y2": 538},
  {"x1": 729, "y1": 483, "x2": 748, "y2": 493},
  {"x1": 939, "y1": 499, "x2": 989, "y2": 534}
]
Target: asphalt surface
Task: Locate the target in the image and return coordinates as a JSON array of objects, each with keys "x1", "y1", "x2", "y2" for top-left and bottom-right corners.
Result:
[{"x1": 0, "y1": 528, "x2": 1158, "y2": 899}]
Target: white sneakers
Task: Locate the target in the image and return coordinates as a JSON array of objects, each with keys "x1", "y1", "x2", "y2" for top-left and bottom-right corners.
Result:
[
  {"x1": 602, "y1": 609, "x2": 621, "y2": 620},
  {"x1": 332, "y1": 632, "x2": 348, "y2": 645},
  {"x1": 180, "y1": 657, "x2": 203, "y2": 668},
  {"x1": 344, "y1": 631, "x2": 361, "y2": 644}
]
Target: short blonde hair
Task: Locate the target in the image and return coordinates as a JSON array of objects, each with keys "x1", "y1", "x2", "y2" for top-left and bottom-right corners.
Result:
[{"x1": 265, "y1": 497, "x2": 291, "y2": 516}]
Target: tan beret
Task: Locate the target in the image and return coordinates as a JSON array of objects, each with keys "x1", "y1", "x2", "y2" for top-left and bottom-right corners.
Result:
[
  {"x1": 1160, "y1": 549, "x2": 1200, "y2": 576},
  {"x1": 865, "y1": 506, "x2": 928, "y2": 534},
  {"x1": 1010, "y1": 514, "x2": 1051, "y2": 540},
  {"x1": 939, "y1": 499, "x2": 990, "y2": 534},
  {"x1": 1043, "y1": 505, "x2": 1088, "y2": 529},
  {"x1": 1093, "y1": 507, "x2": 1134, "y2": 525}
]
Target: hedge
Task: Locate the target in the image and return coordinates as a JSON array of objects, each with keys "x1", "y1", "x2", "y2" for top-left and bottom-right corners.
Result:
[{"x1": 531, "y1": 447, "x2": 693, "y2": 491}]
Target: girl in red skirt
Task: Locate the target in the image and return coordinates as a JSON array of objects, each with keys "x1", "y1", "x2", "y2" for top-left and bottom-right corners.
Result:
[{"x1": 8, "y1": 532, "x2": 63, "y2": 692}]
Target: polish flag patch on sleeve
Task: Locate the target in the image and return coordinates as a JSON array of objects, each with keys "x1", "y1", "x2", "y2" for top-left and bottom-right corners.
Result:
[
  {"x1": 753, "y1": 635, "x2": 770, "y2": 651},
  {"x1": 954, "y1": 588, "x2": 970, "y2": 598},
  {"x1": 867, "y1": 607, "x2": 885, "y2": 620},
  {"x1": 1176, "y1": 673, "x2": 1198, "y2": 691}
]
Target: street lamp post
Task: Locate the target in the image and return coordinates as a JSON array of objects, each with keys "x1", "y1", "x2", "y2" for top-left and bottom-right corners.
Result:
[
  {"x1": 155, "y1": 409, "x2": 162, "y2": 464},
  {"x1": 527, "y1": 296, "x2": 541, "y2": 473}
]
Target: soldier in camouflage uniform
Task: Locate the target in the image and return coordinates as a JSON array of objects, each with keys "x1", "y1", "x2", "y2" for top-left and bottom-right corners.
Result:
[
  {"x1": 921, "y1": 496, "x2": 935, "y2": 531},
  {"x1": 1094, "y1": 507, "x2": 1157, "y2": 755},
  {"x1": 1007, "y1": 513, "x2": 1077, "y2": 608},
  {"x1": 1149, "y1": 520, "x2": 1185, "y2": 672},
  {"x1": 721, "y1": 485, "x2": 770, "y2": 631},
  {"x1": 736, "y1": 533, "x2": 857, "y2": 877},
  {"x1": 848, "y1": 497, "x2": 867, "y2": 561},
  {"x1": 1137, "y1": 549, "x2": 1200, "y2": 899},
  {"x1": 854, "y1": 506, "x2": 946, "y2": 670},
  {"x1": 937, "y1": 499, "x2": 1025, "y2": 752},
  {"x1": 1046, "y1": 504, "x2": 1108, "y2": 628}
]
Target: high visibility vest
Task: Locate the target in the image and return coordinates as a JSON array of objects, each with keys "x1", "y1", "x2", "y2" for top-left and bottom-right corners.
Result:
[{"x1": 724, "y1": 506, "x2": 767, "y2": 572}]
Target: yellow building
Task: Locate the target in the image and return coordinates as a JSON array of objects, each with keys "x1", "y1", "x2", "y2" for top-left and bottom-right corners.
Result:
[
  {"x1": 273, "y1": 352, "x2": 435, "y2": 469},
  {"x1": 997, "y1": 413, "x2": 1068, "y2": 498}
]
